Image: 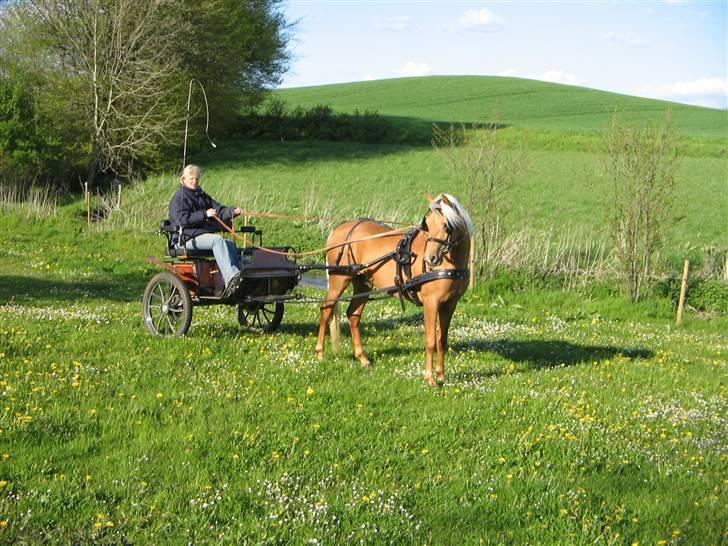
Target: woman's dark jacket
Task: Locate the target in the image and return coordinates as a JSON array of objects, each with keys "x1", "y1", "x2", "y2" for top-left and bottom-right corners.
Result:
[{"x1": 168, "y1": 185, "x2": 235, "y2": 244}]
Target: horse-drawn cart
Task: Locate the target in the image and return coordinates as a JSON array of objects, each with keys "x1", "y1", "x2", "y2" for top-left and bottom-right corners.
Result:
[
  {"x1": 142, "y1": 221, "x2": 299, "y2": 336},
  {"x1": 142, "y1": 193, "x2": 473, "y2": 385}
]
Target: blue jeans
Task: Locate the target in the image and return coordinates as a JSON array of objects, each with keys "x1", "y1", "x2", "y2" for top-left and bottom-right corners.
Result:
[{"x1": 183, "y1": 233, "x2": 241, "y2": 285}]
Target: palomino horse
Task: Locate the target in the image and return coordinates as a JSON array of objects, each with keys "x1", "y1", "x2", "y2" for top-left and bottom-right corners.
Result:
[{"x1": 315, "y1": 193, "x2": 474, "y2": 386}]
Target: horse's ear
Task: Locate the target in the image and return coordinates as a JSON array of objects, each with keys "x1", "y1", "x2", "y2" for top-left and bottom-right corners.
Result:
[
  {"x1": 424, "y1": 193, "x2": 434, "y2": 203},
  {"x1": 441, "y1": 194, "x2": 451, "y2": 206}
]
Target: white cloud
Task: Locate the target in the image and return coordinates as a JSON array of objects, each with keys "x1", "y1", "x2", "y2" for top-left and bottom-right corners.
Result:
[
  {"x1": 459, "y1": 8, "x2": 505, "y2": 31},
  {"x1": 636, "y1": 77, "x2": 728, "y2": 97},
  {"x1": 398, "y1": 61, "x2": 433, "y2": 77},
  {"x1": 634, "y1": 77, "x2": 728, "y2": 108},
  {"x1": 604, "y1": 31, "x2": 646, "y2": 48},
  {"x1": 378, "y1": 16, "x2": 411, "y2": 32},
  {"x1": 538, "y1": 70, "x2": 583, "y2": 86},
  {"x1": 497, "y1": 69, "x2": 520, "y2": 78},
  {"x1": 496, "y1": 68, "x2": 583, "y2": 86}
]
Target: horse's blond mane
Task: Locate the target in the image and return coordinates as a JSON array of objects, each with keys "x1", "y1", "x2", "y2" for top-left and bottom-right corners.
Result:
[{"x1": 430, "y1": 193, "x2": 474, "y2": 235}]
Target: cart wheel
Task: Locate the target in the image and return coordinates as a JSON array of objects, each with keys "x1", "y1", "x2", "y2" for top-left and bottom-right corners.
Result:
[
  {"x1": 142, "y1": 272, "x2": 193, "y2": 337},
  {"x1": 237, "y1": 302, "x2": 284, "y2": 333}
]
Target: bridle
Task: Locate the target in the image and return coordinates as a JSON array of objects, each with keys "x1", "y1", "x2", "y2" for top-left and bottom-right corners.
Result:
[{"x1": 420, "y1": 211, "x2": 458, "y2": 267}]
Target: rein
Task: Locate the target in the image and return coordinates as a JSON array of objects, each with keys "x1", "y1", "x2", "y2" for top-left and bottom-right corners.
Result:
[
  {"x1": 205, "y1": 213, "x2": 469, "y2": 309},
  {"x1": 211, "y1": 215, "x2": 420, "y2": 258}
]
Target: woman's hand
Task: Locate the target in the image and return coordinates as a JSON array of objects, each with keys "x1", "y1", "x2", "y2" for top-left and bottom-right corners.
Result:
[
  {"x1": 205, "y1": 208, "x2": 217, "y2": 218},
  {"x1": 233, "y1": 207, "x2": 243, "y2": 217}
]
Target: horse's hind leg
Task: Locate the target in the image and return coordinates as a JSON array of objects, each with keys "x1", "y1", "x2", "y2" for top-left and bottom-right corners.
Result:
[
  {"x1": 315, "y1": 274, "x2": 350, "y2": 360},
  {"x1": 347, "y1": 278, "x2": 371, "y2": 367}
]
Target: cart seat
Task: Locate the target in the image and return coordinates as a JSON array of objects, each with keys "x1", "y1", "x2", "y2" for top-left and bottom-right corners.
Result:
[
  {"x1": 166, "y1": 246, "x2": 215, "y2": 258},
  {"x1": 159, "y1": 220, "x2": 216, "y2": 259}
]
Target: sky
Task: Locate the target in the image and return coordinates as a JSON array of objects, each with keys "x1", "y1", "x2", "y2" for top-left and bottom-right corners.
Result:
[{"x1": 279, "y1": 0, "x2": 728, "y2": 110}]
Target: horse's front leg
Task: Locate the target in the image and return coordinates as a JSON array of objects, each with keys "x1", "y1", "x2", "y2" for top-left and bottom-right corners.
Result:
[
  {"x1": 422, "y1": 299, "x2": 439, "y2": 387},
  {"x1": 347, "y1": 279, "x2": 372, "y2": 367},
  {"x1": 435, "y1": 300, "x2": 457, "y2": 385}
]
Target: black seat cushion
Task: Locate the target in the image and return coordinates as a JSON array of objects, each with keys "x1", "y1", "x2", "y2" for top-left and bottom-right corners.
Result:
[{"x1": 165, "y1": 247, "x2": 215, "y2": 258}]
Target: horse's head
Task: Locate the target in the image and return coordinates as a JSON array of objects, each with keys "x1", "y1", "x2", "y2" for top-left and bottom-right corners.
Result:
[{"x1": 421, "y1": 193, "x2": 474, "y2": 268}]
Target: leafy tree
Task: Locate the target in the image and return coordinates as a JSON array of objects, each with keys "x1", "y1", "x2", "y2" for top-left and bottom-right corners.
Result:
[
  {"x1": 179, "y1": 0, "x2": 292, "y2": 133},
  {"x1": 603, "y1": 112, "x2": 679, "y2": 302},
  {"x1": 0, "y1": 0, "x2": 292, "y2": 185}
]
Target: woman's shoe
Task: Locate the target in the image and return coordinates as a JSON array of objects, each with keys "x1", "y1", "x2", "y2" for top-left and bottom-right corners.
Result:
[{"x1": 221, "y1": 271, "x2": 243, "y2": 300}]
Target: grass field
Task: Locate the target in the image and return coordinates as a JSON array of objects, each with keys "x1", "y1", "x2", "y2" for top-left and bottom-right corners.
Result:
[
  {"x1": 0, "y1": 209, "x2": 726, "y2": 544},
  {"x1": 1, "y1": 76, "x2": 727, "y2": 544}
]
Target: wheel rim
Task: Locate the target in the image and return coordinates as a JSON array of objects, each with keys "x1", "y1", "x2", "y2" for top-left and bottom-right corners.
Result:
[
  {"x1": 238, "y1": 302, "x2": 283, "y2": 332},
  {"x1": 146, "y1": 279, "x2": 187, "y2": 335}
]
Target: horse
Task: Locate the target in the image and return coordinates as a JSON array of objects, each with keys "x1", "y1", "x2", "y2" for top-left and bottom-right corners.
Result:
[{"x1": 315, "y1": 193, "x2": 474, "y2": 386}]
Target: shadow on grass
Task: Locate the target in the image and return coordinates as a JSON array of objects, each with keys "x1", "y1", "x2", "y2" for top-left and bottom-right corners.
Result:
[
  {"x1": 450, "y1": 338, "x2": 653, "y2": 373},
  {"x1": 0, "y1": 274, "x2": 146, "y2": 304},
  {"x1": 192, "y1": 118, "x2": 510, "y2": 168}
]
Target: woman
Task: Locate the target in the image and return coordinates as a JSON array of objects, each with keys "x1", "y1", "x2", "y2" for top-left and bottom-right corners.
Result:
[{"x1": 168, "y1": 164, "x2": 244, "y2": 298}]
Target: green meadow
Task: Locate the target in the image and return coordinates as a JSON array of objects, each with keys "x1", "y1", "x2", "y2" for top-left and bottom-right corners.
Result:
[{"x1": 1, "y1": 76, "x2": 727, "y2": 544}]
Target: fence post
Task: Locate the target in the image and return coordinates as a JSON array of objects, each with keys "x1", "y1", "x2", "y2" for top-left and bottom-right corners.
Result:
[
  {"x1": 85, "y1": 182, "x2": 90, "y2": 228},
  {"x1": 468, "y1": 235, "x2": 475, "y2": 290},
  {"x1": 676, "y1": 260, "x2": 690, "y2": 325}
]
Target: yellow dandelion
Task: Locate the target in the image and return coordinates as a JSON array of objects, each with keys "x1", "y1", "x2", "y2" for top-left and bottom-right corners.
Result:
[
  {"x1": 306, "y1": 387, "x2": 315, "y2": 396},
  {"x1": 0, "y1": 481, "x2": 7, "y2": 488},
  {"x1": 0, "y1": 520, "x2": 7, "y2": 528}
]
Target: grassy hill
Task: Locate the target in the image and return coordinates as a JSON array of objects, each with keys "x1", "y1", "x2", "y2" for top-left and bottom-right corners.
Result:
[{"x1": 276, "y1": 76, "x2": 728, "y2": 140}]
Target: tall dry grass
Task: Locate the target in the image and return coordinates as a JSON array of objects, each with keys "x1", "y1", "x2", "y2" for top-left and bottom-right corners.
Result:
[
  {"x1": 477, "y1": 223, "x2": 614, "y2": 289},
  {"x1": 0, "y1": 183, "x2": 59, "y2": 219}
]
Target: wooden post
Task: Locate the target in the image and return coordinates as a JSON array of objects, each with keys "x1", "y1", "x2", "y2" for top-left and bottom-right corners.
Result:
[
  {"x1": 676, "y1": 260, "x2": 689, "y2": 325},
  {"x1": 116, "y1": 183, "x2": 122, "y2": 209},
  {"x1": 468, "y1": 235, "x2": 475, "y2": 290},
  {"x1": 243, "y1": 215, "x2": 249, "y2": 247},
  {"x1": 329, "y1": 302, "x2": 340, "y2": 353},
  {"x1": 85, "y1": 182, "x2": 90, "y2": 228}
]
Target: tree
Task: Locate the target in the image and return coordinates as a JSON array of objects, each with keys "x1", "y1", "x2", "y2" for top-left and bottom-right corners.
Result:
[
  {"x1": 178, "y1": 0, "x2": 292, "y2": 132},
  {"x1": 432, "y1": 123, "x2": 525, "y2": 277},
  {"x1": 603, "y1": 112, "x2": 679, "y2": 302},
  {"x1": 0, "y1": 0, "x2": 292, "y2": 185},
  {"x1": 12, "y1": 0, "x2": 189, "y2": 184}
]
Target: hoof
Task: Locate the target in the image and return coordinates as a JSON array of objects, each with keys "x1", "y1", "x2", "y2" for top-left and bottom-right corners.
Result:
[
  {"x1": 315, "y1": 350, "x2": 324, "y2": 362},
  {"x1": 355, "y1": 353, "x2": 371, "y2": 367},
  {"x1": 424, "y1": 375, "x2": 437, "y2": 387}
]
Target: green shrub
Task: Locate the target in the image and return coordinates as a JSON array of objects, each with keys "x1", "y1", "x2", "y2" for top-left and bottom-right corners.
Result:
[
  {"x1": 0, "y1": 75, "x2": 83, "y2": 187},
  {"x1": 233, "y1": 101, "x2": 425, "y2": 144},
  {"x1": 656, "y1": 277, "x2": 728, "y2": 314}
]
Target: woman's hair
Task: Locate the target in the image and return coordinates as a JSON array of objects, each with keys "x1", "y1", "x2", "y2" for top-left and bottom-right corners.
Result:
[{"x1": 180, "y1": 164, "x2": 201, "y2": 181}]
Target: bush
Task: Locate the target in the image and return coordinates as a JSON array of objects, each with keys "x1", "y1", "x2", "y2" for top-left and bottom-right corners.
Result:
[
  {"x1": 656, "y1": 277, "x2": 728, "y2": 315},
  {"x1": 233, "y1": 101, "x2": 425, "y2": 145},
  {"x1": 0, "y1": 75, "x2": 83, "y2": 188}
]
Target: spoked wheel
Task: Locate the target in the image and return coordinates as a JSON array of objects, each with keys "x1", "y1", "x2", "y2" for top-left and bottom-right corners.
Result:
[
  {"x1": 237, "y1": 302, "x2": 284, "y2": 333},
  {"x1": 142, "y1": 272, "x2": 193, "y2": 336}
]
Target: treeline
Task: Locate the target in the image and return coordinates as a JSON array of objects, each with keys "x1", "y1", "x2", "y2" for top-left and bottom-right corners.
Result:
[
  {"x1": 236, "y1": 100, "x2": 430, "y2": 145},
  {"x1": 0, "y1": 0, "x2": 291, "y2": 189}
]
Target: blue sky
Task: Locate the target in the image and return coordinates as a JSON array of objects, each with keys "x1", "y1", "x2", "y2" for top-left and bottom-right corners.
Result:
[{"x1": 279, "y1": 1, "x2": 728, "y2": 109}]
